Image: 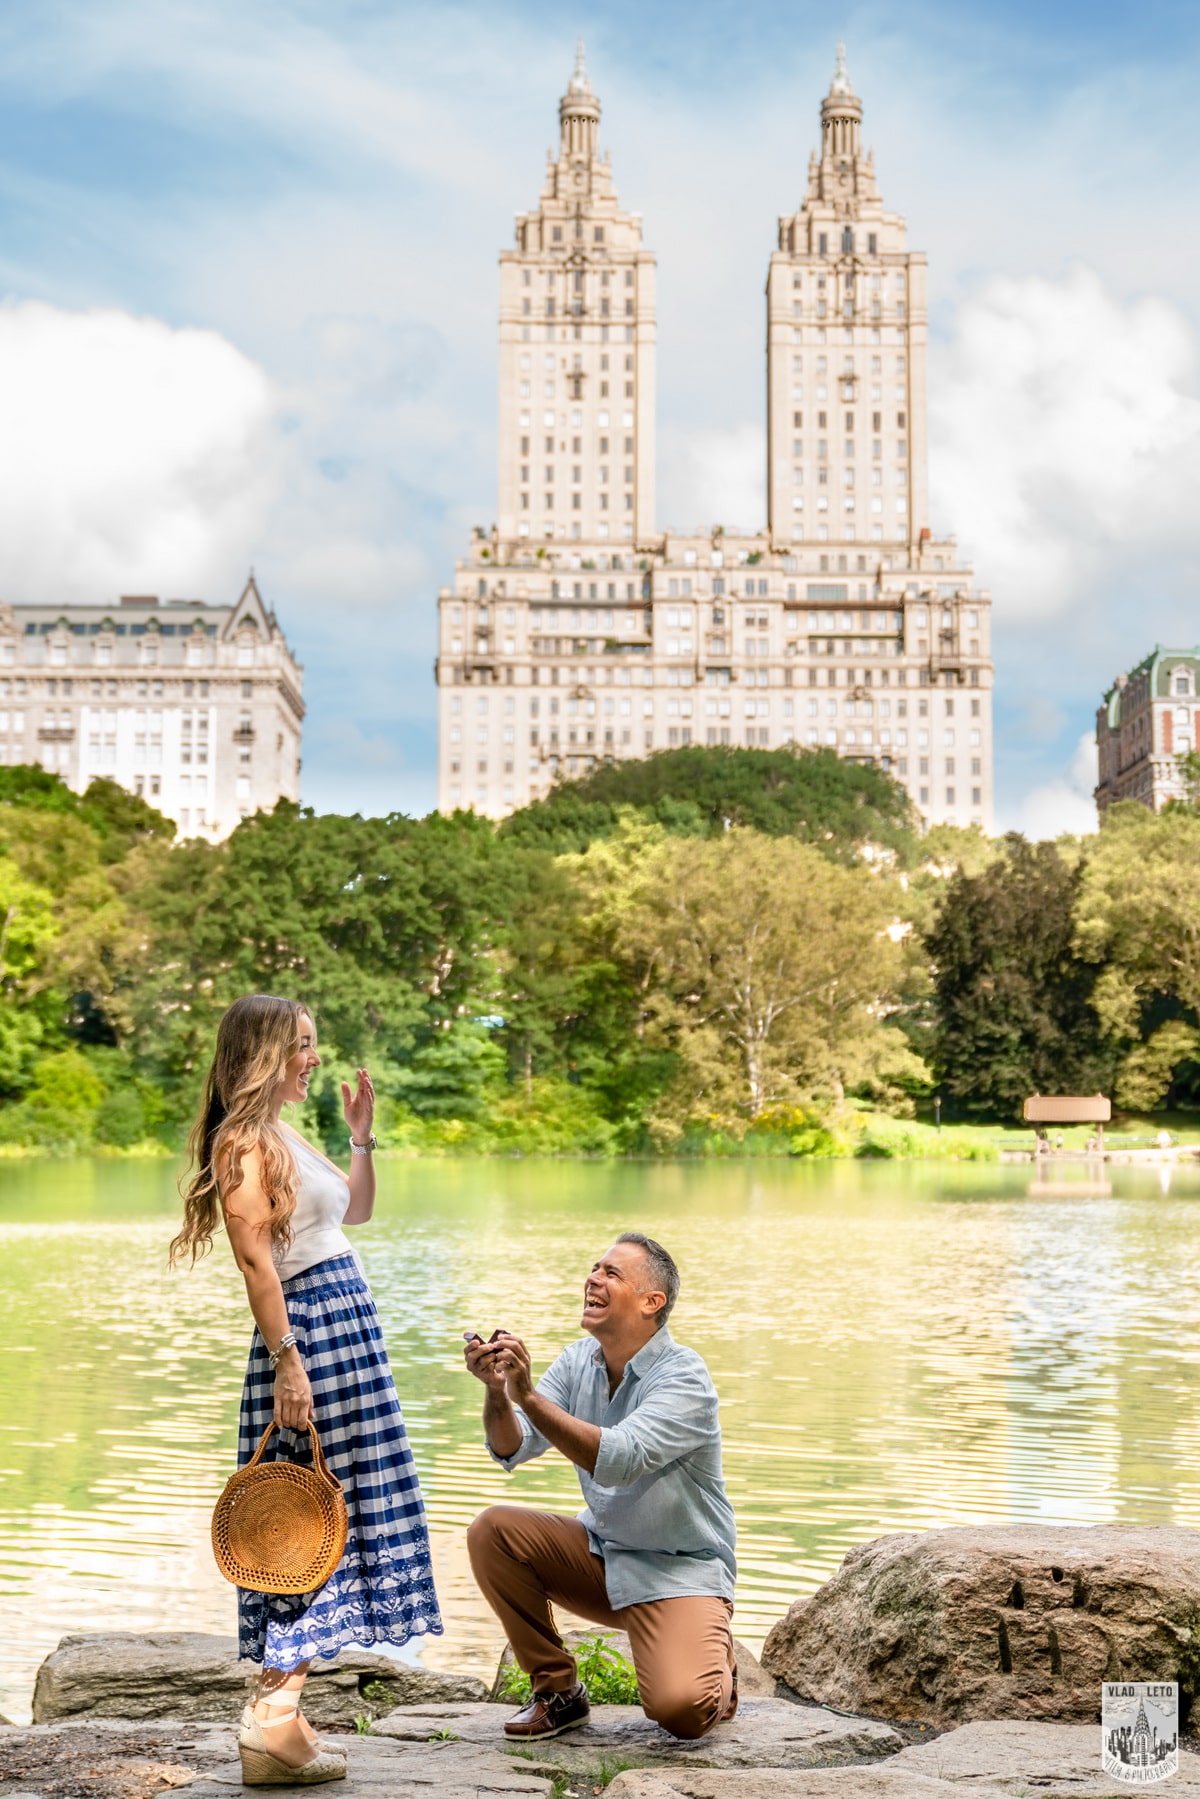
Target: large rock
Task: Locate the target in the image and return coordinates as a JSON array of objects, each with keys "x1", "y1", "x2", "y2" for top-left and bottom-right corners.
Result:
[
  {"x1": 30, "y1": 1631, "x2": 488, "y2": 1727},
  {"x1": 761, "y1": 1524, "x2": 1200, "y2": 1726},
  {"x1": 374, "y1": 1697, "x2": 902, "y2": 1775},
  {"x1": 492, "y1": 1626, "x2": 776, "y2": 1700}
]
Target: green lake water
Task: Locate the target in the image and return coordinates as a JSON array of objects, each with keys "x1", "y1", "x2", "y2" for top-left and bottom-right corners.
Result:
[{"x1": 2, "y1": 1155, "x2": 1200, "y2": 1720}]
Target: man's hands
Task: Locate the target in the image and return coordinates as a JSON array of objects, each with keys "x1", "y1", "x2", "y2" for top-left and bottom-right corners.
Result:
[
  {"x1": 491, "y1": 1333, "x2": 534, "y2": 1405},
  {"x1": 463, "y1": 1331, "x2": 533, "y2": 1405},
  {"x1": 463, "y1": 1329, "x2": 601, "y2": 1475},
  {"x1": 464, "y1": 1334, "x2": 509, "y2": 1392},
  {"x1": 466, "y1": 1331, "x2": 527, "y2": 1462}
]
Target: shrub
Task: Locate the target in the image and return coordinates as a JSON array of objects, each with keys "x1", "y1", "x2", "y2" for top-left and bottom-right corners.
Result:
[
  {"x1": 497, "y1": 1632, "x2": 640, "y2": 1706},
  {"x1": 94, "y1": 1087, "x2": 147, "y2": 1148},
  {"x1": 0, "y1": 1048, "x2": 103, "y2": 1151}
]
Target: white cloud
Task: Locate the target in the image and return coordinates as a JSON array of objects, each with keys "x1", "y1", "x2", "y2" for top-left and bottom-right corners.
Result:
[
  {"x1": 930, "y1": 266, "x2": 1200, "y2": 618},
  {"x1": 0, "y1": 300, "x2": 277, "y2": 603},
  {"x1": 657, "y1": 422, "x2": 763, "y2": 535},
  {"x1": 1008, "y1": 731, "x2": 1098, "y2": 840}
]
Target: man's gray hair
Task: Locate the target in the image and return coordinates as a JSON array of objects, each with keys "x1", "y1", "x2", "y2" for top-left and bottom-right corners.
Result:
[{"x1": 617, "y1": 1232, "x2": 680, "y2": 1330}]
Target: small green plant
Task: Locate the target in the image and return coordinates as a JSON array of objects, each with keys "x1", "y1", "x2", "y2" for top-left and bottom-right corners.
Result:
[
  {"x1": 497, "y1": 1633, "x2": 640, "y2": 1707},
  {"x1": 597, "y1": 1755, "x2": 634, "y2": 1787},
  {"x1": 427, "y1": 1727, "x2": 459, "y2": 1742},
  {"x1": 352, "y1": 1712, "x2": 372, "y2": 1735},
  {"x1": 360, "y1": 1678, "x2": 393, "y2": 1708}
]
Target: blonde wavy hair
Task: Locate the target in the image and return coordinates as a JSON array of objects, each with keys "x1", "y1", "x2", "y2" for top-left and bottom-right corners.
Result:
[{"x1": 170, "y1": 994, "x2": 310, "y2": 1267}]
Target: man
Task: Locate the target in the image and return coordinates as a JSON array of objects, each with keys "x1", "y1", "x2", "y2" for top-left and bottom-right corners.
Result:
[{"x1": 464, "y1": 1231, "x2": 737, "y2": 1743}]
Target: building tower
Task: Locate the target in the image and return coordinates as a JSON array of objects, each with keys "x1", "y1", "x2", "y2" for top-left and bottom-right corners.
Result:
[
  {"x1": 497, "y1": 42, "x2": 656, "y2": 546},
  {"x1": 766, "y1": 44, "x2": 928, "y2": 553},
  {"x1": 436, "y1": 46, "x2": 993, "y2": 832}
]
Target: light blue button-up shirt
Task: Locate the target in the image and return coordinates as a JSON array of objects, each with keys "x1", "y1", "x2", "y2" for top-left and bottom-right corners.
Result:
[{"x1": 487, "y1": 1327, "x2": 737, "y2": 1610}]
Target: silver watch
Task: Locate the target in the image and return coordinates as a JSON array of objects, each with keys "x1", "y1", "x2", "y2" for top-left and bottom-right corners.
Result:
[{"x1": 349, "y1": 1133, "x2": 377, "y2": 1155}]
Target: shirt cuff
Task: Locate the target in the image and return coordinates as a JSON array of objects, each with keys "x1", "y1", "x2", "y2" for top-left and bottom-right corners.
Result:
[
  {"x1": 485, "y1": 1410, "x2": 534, "y2": 1471},
  {"x1": 592, "y1": 1423, "x2": 634, "y2": 1487}
]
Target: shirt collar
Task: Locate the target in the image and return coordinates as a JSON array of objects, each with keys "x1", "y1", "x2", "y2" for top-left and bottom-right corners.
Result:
[{"x1": 589, "y1": 1326, "x2": 674, "y2": 1378}]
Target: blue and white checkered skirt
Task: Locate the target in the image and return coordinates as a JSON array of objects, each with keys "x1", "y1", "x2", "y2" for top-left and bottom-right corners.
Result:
[{"x1": 236, "y1": 1252, "x2": 443, "y2": 1669}]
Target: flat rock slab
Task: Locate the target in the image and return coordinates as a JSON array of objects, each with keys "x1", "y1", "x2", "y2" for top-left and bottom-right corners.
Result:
[
  {"x1": 0, "y1": 1719, "x2": 552, "y2": 1799},
  {"x1": 762, "y1": 1523, "x2": 1200, "y2": 1725},
  {"x1": 893, "y1": 1717, "x2": 1200, "y2": 1794},
  {"x1": 30, "y1": 1632, "x2": 486, "y2": 1728},
  {"x1": 375, "y1": 1697, "x2": 902, "y2": 1777},
  {"x1": 605, "y1": 1771, "x2": 1012, "y2": 1798}
]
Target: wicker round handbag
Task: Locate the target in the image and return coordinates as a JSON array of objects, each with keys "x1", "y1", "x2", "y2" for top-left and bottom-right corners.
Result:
[{"x1": 212, "y1": 1420, "x2": 347, "y2": 1596}]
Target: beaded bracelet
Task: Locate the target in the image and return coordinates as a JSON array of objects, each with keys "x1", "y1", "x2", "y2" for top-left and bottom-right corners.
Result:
[{"x1": 269, "y1": 1331, "x2": 299, "y2": 1370}]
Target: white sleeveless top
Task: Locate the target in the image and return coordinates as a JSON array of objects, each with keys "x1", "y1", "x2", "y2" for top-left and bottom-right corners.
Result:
[{"x1": 273, "y1": 1131, "x2": 358, "y2": 1280}]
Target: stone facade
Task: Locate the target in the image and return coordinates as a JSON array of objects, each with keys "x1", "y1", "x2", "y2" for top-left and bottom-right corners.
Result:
[
  {"x1": 436, "y1": 46, "x2": 994, "y2": 831},
  {"x1": 1096, "y1": 646, "x2": 1200, "y2": 813},
  {"x1": 0, "y1": 576, "x2": 303, "y2": 840}
]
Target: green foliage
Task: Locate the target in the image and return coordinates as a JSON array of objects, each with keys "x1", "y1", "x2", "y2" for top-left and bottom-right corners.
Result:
[
  {"x1": 500, "y1": 745, "x2": 918, "y2": 862},
  {"x1": 1115, "y1": 1022, "x2": 1200, "y2": 1113},
  {"x1": 498, "y1": 1632, "x2": 641, "y2": 1706},
  {"x1": 926, "y1": 836, "x2": 1114, "y2": 1120},
  {"x1": 0, "y1": 1048, "x2": 104, "y2": 1151},
  {"x1": 2, "y1": 757, "x2": 1199, "y2": 1151},
  {"x1": 391, "y1": 1022, "x2": 507, "y2": 1118},
  {"x1": 0, "y1": 765, "x2": 174, "y2": 861},
  {"x1": 568, "y1": 823, "x2": 918, "y2": 1135},
  {"x1": 94, "y1": 1086, "x2": 147, "y2": 1148},
  {"x1": 854, "y1": 1116, "x2": 1000, "y2": 1161},
  {"x1": 0, "y1": 1006, "x2": 44, "y2": 1096}
]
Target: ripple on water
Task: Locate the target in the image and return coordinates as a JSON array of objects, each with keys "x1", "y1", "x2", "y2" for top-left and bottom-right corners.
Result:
[{"x1": 4, "y1": 1156, "x2": 1200, "y2": 1716}]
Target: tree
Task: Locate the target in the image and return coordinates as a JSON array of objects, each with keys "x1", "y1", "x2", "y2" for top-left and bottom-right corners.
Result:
[
  {"x1": 0, "y1": 766, "x2": 173, "y2": 861},
  {"x1": 570, "y1": 823, "x2": 914, "y2": 1135},
  {"x1": 1075, "y1": 803, "x2": 1200, "y2": 1107},
  {"x1": 502, "y1": 745, "x2": 919, "y2": 863},
  {"x1": 926, "y1": 835, "x2": 1113, "y2": 1119}
]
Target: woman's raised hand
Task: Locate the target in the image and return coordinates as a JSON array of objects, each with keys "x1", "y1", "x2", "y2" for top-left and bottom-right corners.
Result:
[{"x1": 341, "y1": 1067, "x2": 375, "y2": 1143}]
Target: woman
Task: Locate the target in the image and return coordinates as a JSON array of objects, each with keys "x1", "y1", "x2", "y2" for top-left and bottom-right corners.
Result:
[{"x1": 171, "y1": 994, "x2": 442, "y2": 1785}]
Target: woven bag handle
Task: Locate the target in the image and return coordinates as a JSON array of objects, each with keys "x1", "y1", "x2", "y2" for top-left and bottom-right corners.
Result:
[{"x1": 244, "y1": 1420, "x2": 341, "y2": 1492}]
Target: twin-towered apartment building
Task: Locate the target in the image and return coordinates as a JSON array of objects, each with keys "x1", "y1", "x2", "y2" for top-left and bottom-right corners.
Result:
[{"x1": 436, "y1": 45, "x2": 995, "y2": 829}]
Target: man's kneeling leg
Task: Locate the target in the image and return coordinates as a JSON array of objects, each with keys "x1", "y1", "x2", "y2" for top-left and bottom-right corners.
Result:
[
  {"x1": 467, "y1": 1505, "x2": 620, "y2": 1694},
  {"x1": 624, "y1": 1596, "x2": 735, "y2": 1741}
]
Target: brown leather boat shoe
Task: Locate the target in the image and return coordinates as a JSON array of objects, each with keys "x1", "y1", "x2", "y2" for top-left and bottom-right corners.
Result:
[{"x1": 503, "y1": 1681, "x2": 590, "y2": 1740}]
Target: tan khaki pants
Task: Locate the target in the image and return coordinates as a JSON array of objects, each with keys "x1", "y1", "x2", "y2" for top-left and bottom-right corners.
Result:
[{"x1": 467, "y1": 1505, "x2": 734, "y2": 1740}]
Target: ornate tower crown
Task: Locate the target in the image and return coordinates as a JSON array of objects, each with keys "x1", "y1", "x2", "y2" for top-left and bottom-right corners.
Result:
[
  {"x1": 821, "y1": 41, "x2": 863, "y2": 161},
  {"x1": 559, "y1": 38, "x2": 600, "y2": 160}
]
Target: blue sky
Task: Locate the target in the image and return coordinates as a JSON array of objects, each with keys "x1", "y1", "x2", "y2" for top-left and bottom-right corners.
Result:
[{"x1": 0, "y1": 0, "x2": 1196, "y2": 831}]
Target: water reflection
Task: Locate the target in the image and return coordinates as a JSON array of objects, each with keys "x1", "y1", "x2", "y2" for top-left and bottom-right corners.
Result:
[{"x1": 2, "y1": 1157, "x2": 1200, "y2": 1719}]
